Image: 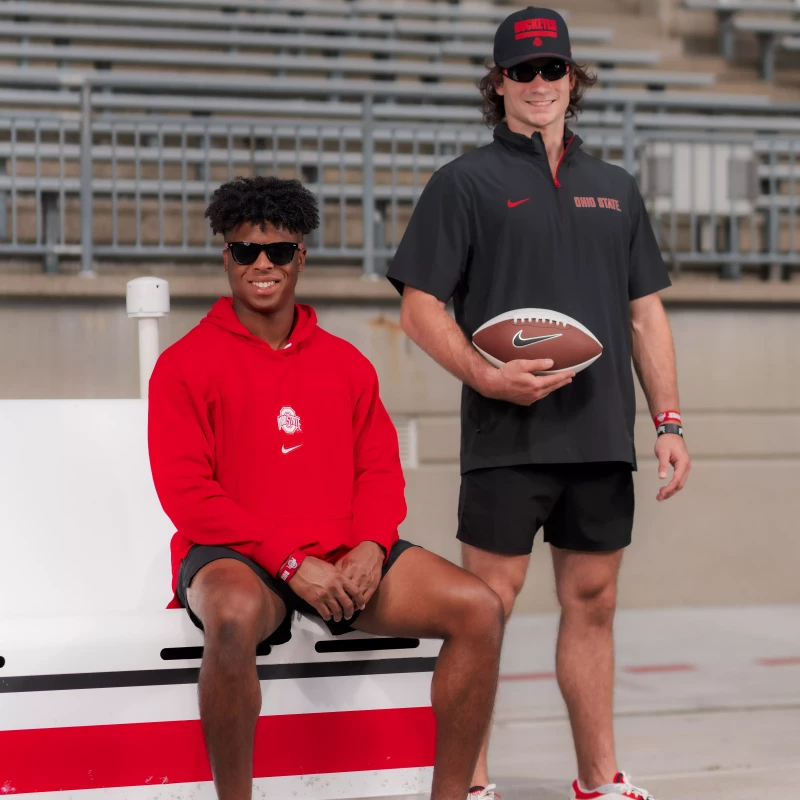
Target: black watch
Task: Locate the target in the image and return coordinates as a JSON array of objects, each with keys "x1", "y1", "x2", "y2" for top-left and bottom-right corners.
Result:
[{"x1": 657, "y1": 422, "x2": 683, "y2": 438}]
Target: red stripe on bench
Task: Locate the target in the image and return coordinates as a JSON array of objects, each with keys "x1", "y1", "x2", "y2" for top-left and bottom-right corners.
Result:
[{"x1": 0, "y1": 707, "x2": 436, "y2": 794}]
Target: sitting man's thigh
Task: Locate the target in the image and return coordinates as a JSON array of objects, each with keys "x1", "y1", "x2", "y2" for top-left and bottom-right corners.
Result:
[
  {"x1": 353, "y1": 547, "x2": 503, "y2": 640},
  {"x1": 188, "y1": 558, "x2": 288, "y2": 644}
]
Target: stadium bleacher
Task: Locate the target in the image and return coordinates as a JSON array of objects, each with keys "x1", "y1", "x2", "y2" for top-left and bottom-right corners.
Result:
[
  {"x1": 682, "y1": 0, "x2": 800, "y2": 59},
  {"x1": 6, "y1": 0, "x2": 561, "y2": 24},
  {"x1": 731, "y1": 17, "x2": 800, "y2": 81},
  {"x1": 0, "y1": 45, "x2": 717, "y2": 90},
  {"x1": 0, "y1": 0, "x2": 799, "y2": 281},
  {"x1": 0, "y1": 2, "x2": 613, "y2": 42},
  {"x1": 0, "y1": 22, "x2": 666, "y2": 71}
]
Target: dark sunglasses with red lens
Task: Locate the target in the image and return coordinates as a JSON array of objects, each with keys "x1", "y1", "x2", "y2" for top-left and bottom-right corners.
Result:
[
  {"x1": 503, "y1": 60, "x2": 570, "y2": 83},
  {"x1": 224, "y1": 241, "x2": 301, "y2": 266}
]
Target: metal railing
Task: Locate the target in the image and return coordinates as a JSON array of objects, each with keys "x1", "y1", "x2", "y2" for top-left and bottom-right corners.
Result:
[{"x1": 2, "y1": 90, "x2": 800, "y2": 279}]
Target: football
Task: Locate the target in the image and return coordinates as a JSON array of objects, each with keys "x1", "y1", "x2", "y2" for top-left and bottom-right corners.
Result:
[{"x1": 472, "y1": 308, "x2": 603, "y2": 374}]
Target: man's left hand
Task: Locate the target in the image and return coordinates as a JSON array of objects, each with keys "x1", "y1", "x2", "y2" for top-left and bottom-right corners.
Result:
[
  {"x1": 655, "y1": 434, "x2": 691, "y2": 502},
  {"x1": 336, "y1": 541, "x2": 385, "y2": 610}
]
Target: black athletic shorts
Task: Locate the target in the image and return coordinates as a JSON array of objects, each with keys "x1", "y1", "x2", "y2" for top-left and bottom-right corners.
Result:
[
  {"x1": 176, "y1": 539, "x2": 417, "y2": 641},
  {"x1": 457, "y1": 462, "x2": 634, "y2": 555}
]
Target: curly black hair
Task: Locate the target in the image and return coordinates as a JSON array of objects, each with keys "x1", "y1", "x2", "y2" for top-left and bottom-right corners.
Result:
[{"x1": 204, "y1": 176, "x2": 319, "y2": 236}]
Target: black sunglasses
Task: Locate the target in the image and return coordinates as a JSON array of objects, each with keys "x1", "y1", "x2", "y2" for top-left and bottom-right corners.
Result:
[
  {"x1": 224, "y1": 241, "x2": 301, "y2": 266},
  {"x1": 503, "y1": 60, "x2": 570, "y2": 83}
]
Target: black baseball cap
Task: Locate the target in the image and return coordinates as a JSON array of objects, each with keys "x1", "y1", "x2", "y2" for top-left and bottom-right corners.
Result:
[{"x1": 493, "y1": 7, "x2": 573, "y2": 69}]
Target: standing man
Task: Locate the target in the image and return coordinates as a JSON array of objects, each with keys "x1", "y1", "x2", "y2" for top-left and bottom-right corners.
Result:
[{"x1": 386, "y1": 8, "x2": 690, "y2": 800}]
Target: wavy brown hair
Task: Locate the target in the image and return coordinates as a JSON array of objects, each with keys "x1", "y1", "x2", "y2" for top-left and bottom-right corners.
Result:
[{"x1": 478, "y1": 62, "x2": 597, "y2": 127}]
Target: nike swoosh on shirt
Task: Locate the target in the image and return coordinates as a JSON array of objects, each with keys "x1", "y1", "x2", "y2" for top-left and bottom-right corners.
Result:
[
  {"x1": 281, "y1": 444, "x2": 303, "y2": 454},
  {"x1": 512, "y1": 332, "x2": 563, "y2": 348},
  {"x1": 507, "y1": 198, "x2": 531, "y2": 208}
]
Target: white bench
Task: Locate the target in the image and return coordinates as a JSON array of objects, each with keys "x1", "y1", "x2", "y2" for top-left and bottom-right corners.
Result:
[{"x1": 0, "y1": 398, "x2": 439, "y2": 798}]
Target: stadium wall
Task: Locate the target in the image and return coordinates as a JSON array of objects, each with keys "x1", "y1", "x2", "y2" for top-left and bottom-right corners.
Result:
[{"x1": 3, "y1": 275, "x2": 799, "y2": 612}]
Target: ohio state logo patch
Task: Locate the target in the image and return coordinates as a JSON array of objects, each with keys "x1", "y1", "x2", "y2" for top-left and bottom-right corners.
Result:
[{"x1": 277, "y1": 406, "x2": 302, "y2": 435}]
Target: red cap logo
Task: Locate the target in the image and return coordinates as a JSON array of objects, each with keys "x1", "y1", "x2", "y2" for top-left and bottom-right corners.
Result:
[
  {"x1": 514, "y1": 18, "x2": 558, "y2": 40},
  {"x1": 534, "y1": 37, "x2": 542, "y2": 46}
]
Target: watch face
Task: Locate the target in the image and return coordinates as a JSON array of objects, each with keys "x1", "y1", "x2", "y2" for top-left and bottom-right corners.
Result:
[{"x1": 287, "y1": 557, "x2": 298, "y2": 570}]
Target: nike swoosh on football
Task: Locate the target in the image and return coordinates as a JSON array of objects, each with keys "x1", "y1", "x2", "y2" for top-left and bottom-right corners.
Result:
[
  {"x1": 512, "y1": 331, "x2": 563, "y2": 348},
  {"x1": 507, "y1": 198, "x2": 531, "y2": 208},
  {"x1": 281, "y1": 444, "x2": 303, "y2": 454}
]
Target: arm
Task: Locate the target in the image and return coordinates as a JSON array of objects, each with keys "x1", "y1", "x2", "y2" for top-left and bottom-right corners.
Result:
[
  {"x1": 630, "y1": 292, "x2": 691, "y2": 501},
  {"x1": 148, "y1": 355, "x2": 289, "y2": 576},
  {"x1": 400, "y1": 286, "x2": 574, "y2": 405},
  {"x1": 335, "y1": 363, "x2": 407, "y2": 604},
  {"x1": 350, "y1": 363, "x2": 406, "y2": 556},
  {"x1": 630, "y1": 292, "x2": 678, "y2": 416}
]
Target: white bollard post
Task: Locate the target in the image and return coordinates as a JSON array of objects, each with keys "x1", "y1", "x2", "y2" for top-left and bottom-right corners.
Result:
[{"x1": 126, "y1": 277, "x2": 170, "y2": 400}]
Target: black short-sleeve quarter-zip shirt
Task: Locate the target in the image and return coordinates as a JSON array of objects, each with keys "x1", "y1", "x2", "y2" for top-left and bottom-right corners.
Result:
[{"x1": 387, "y1": 122, "x2": 671, "y2": 474}]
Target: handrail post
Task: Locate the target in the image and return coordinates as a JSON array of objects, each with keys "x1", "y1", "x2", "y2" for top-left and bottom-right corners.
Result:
[
  {"x1": 361, "y1": 94, "x2": 376, "y2": 279},
  {"x1": 79, "y1": 79, "x2": 94, "y2": 277},
  {"x1": 623, "y1": 101, "x2": 635, "y2": 176}
]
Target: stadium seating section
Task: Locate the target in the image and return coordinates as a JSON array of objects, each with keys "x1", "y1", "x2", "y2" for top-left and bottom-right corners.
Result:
[{"x1": 0, "y1": 0, "x2": 799, "y2": 279}]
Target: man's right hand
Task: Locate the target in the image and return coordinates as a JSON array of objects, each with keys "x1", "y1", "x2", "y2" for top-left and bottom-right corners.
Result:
[
  {"x1": 477, "y1": 359, "x2": 575, "y2": 406},
  {"x1": 290, "y1": 556, "x2": 366, "y2": 622}
]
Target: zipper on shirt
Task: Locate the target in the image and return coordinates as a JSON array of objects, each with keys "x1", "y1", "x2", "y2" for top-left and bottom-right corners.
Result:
[{"x1": 552, "y1": 135, "x2": 575, "y2": 223}]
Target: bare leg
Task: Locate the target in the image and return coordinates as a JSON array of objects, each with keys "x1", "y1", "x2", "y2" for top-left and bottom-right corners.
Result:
[
  {"x1": 460, "y1": 543, "x2": 530, "y2": 789},
  {"x1": 187, "y1": 559, "x2": 287, "y2": 800},
  {"x1": 552, "y1": 547, "x2": 624, "y2": 790},
  {"x1": 353, "y1": 547, "x2": 504, "y2": 800}
]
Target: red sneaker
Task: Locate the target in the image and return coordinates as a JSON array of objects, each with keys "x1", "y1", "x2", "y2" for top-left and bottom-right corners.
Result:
[
  {"x1": 570, "y1": 771, "x2": 657, "y2": 799},
  {"x1": 468, "y1": 785, "x2": 501, "y2": 800}
]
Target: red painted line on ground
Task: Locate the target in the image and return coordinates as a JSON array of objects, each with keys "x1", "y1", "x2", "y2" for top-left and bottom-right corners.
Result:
[
  {"x1": 501, "y1": 663, "x2": 701, "y2": 681},
  {"x1": 623, "y1": 663, "x2": 697, "y2": 674},
  {"x1": 0, "y1": 707, "x2": 436, "y2": 794},
  {"x1": 499, "y1": 672, "x2": 557, "y2": 682},
  {"x1": 757, "y1": 656, "x2": 800, "y2": 667}
]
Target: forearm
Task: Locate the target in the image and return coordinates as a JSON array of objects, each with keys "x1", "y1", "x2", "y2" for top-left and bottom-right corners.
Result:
[
  {"x1": 399, "y1": 288, "x2": 494, "y2": 391},
  {"x1": 630, "y1": 295, "x2": 679, "y2": 416}
]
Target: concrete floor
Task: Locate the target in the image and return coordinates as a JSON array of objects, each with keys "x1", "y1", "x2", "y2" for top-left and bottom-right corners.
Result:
[{"x1": 413, "y1": 606, "x2": 800, "y2": 799}]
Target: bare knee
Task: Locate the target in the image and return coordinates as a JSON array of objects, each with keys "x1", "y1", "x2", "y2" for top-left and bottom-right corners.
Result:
[
  {"x1": 462, "y1": 547, "x2": 528, "y2": 621},
  {"x1": 189, "y1": 572, "x2": 279, "y2": 655},
  {"x1": 559, "y1": 579, "x2": 618, "y2": 628},
  {"x1": 447, "y1": 578, "x2": 505, "y2": 645},
  {"x1": 491, "y1": 572, "x2": 525, "y2": 620},
  {"x1": 188, "y1": 560, "x2": 286, "y2": 650},
  {"x1": 202, "y1": 589, "x2": 269, "y2": 651}
]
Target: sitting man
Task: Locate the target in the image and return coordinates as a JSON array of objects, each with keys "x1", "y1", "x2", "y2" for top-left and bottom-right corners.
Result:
[{"x1": 148, "y1": 175, "x2": 504, "y2": 800}]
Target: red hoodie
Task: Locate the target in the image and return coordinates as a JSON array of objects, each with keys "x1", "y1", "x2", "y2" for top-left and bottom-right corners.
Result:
[{"x1": 148, "y1": 298, "x2": 406, "y2": 604}]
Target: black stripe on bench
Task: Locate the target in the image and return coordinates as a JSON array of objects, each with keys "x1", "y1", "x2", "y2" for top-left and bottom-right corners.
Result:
[
  {"x1": 315, "y1": 637, "x2": 420, "y2": 653},
  {"x1": 160, "y1": 639, "x2": 275, "y2": 660},
  {"x1": 158, "y1": 637, "x2": 420, "y2": 661},
  {"x1": 0, "y1": 656, "x2": 437, "y2": 694}
]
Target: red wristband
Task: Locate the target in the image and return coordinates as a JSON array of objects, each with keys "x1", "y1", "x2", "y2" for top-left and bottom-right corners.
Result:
[
  {"x1": 278, "y1": 549, "x2": 306, "y2": 583},
  {"x1": 653, "y1": 410, "x2": 682, "y2": 428}
]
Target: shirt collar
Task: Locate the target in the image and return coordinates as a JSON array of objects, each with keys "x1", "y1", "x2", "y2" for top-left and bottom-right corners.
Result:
[{"x1": 493, "y1": 121, "x2": 582, "y2": 161}]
